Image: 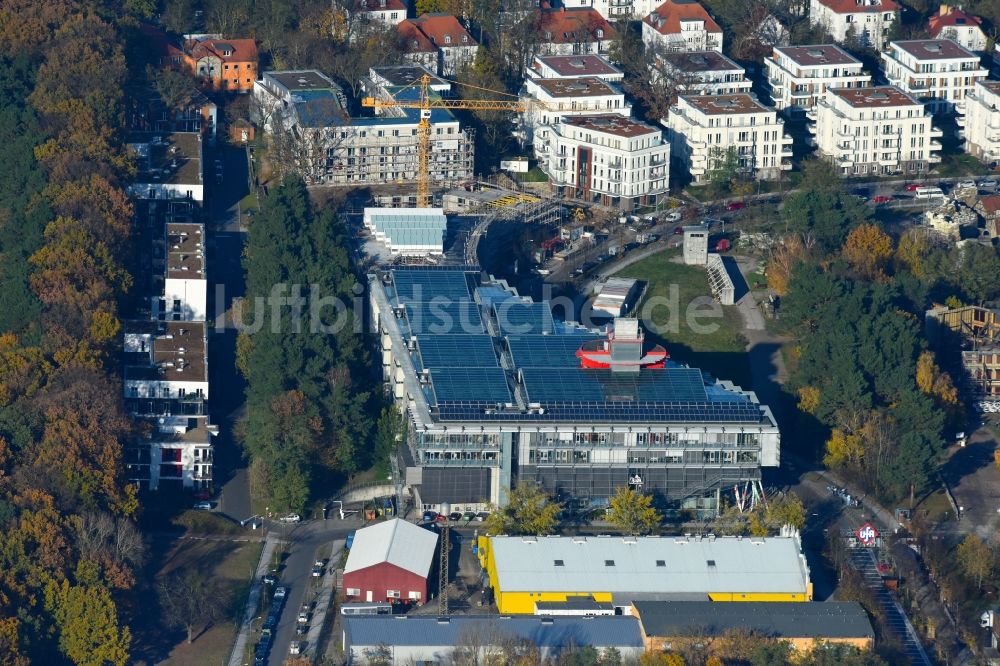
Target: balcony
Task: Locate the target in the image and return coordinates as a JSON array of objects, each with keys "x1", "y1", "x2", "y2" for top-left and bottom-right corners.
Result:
[
  {"x1": 780, "y1": 159, "x2": 792, "y2": 170},
  {"x1": 930, "y1": 126, "x2": 944, "y2": 138},
  {"x1": 929, "y1": 140, "x2": 942, "y2": 150},
  {"x1": 790, "y1": 88, "x2": 812, "y2": 99},
  {"x1": 928, "y1": 154, "x2": 942, "y2": 163},
  {"x1": 781, "y1": 147, "x2": 793, "y2": 157},
  {"x1": 878, "y1": 157, "x2": 899, "y2": 167},
  {"x1": 837, "y1": 156, "x2": 854, "y2": 167}
]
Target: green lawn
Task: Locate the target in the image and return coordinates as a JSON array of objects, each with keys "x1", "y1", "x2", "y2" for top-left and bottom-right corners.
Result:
[
  {"x1": 618, "y1": 251, "x2": 751, "y2": 387},
  {"x1": 134, "y1": 538, "x2": 263, "y2": 666}
]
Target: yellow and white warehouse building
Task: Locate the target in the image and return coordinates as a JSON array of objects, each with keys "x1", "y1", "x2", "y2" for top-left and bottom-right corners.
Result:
[{"x1": 477, "y1": 533, "x2": 813, "y2": 614}]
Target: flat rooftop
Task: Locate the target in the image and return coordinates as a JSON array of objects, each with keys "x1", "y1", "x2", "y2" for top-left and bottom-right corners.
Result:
[
  {"x1": 377, "y1": 267, "x2": 773, "y2": 424},
  {"x1": 659, "y1": 50, "x2": 742, "y2": 73},
  {"x1": 531, "y1": 76, "x2": 618, "y2": 98},
  {"x1": 891, "y1": 38, "x2": 977, "y2": 60},
  {"x1": 681, "y1": 93, "x2": 768, "y2": 115},
  {"x1": 633, "y1": 601, "x2": 873, "y2": 639},
  {"x1": 533, "y1": 54, "x2": 621, "y2": 77},
  {"x1": 979, "y1": 80, "x2": 1000, "y2": 96},
  {"x1": 830, "y1": 85, "x2": 918, "y2": 108},
  {"x1": 166, "y1": 223, "x2": 205, "y2": 280},
  {"x1": 484, "y1": 535, "x2": 811, "y2": 598},
  {"x1": 125, "y1": 321, "x2": 206, "y2": 383},
  {"x1": 265, "y1": 69, "x2": 337, "y2": 92},
  {"x1": 774, "y1": 44, "x2": 860, "y2": 67},
  {"x1": 129, "y1": 132, "x2": 202, "y2": 186},
  {"x1": 561, "y1": 114, "x2": 658, "y2": 138},
  {"x1": 370, "y1": 65, "x2": 448, "y2": 89}
]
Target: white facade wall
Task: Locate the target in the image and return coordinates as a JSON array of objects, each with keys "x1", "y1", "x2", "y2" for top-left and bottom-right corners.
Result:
[
  {"x1": 934, "y1": 24, "x2": 987, "y2": 53},
  {"x1": 520, "y1": 79, "x2": 631, "y2": 161},
  {"x1": 563, "y1": 0, "x2": 661, "y2": 20},
  {"x1": 666, "y1": 96, "x2": 793, "y2": 183},
  {"x1": 965, "y1": 81, "x2": 1000, "y2": 166},
  {"x1": 163, "y1": 277, "x2": 207, "y2": 321},
  {"x1": 808, "y1": 0, "x2": 897, "y2": 51},
  {"x1": 545, "y1": 118, "x2": 669, "y2": 210},
  {"x1": 642, "y1": 18, "x2": 722, "y2": 53},
  {"x1": 126, "y1": 181, "x2": 204, "y2": 202},
  {"x1": 764, "y1": 47, "x2": 870, "y2": 113},
  {"x1": 439, "y1": 45, "x2": 477, "y2": 77},
  {"x1": 813, "y1": 87, "x2": 943, "y2": 176},
  {"x1": 881, "y1": 40, "x2": 988, "y2": 115},
  {"x1": 652, "y1": 54, "x2": 751, "y2": 96}
]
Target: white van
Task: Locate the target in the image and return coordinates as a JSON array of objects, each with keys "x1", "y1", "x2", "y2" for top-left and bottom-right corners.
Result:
[{"x1": 914, "y1": 186, "x2": 944, "y2": 200}]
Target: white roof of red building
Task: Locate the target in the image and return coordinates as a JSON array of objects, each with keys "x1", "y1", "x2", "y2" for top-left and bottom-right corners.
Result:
[{"x1": 344, "y1": 518, "x2": 439, "y2": 577}]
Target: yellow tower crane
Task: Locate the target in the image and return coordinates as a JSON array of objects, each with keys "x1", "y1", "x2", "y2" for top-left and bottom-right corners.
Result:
[{"x1": 361, "y1": 74, "x2": 548, "y2": 209}]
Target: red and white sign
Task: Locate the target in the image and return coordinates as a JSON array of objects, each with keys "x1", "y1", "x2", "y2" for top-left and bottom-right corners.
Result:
[{"x1": 856, "y1": 522, "x2": 879, "y2": 546}]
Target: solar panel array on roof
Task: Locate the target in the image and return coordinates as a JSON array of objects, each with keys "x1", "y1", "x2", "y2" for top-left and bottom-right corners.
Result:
[
  {"x1": 495, "y1": 301, "x2": 555, "y2": 335},
  {"x1": 404, "y1": 302, "x2": 483, "y2": 334},
  {"x1": 416, "y1": 335, "x2": 498, "y2": 368},
  {"x1": 521, "y1": 367, "x2": 708, "y2": 404},
  {"x1": 431, "y1": 367, "x2": 513, "y2": 404},
  {"x1": 392, "y1": 269, "x2": 474, "y2": 302},
  {"x1": 507, "y1": 335, "x2": 601, "y2": 368}
]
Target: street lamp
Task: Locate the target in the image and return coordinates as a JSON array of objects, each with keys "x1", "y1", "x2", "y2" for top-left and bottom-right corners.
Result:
[{"x1": 244, "y1": 616, "x2": 263, "y2": 665}]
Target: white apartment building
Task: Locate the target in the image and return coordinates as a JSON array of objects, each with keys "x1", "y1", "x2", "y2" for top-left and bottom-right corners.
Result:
[
  {"x1": 527, "y1": 54, "x2": 624, "y2": 83},
  {"x1": 765, "y1": 44, "x2": 870, "y2": 114},
  {"x1": 520, "y1": 77, "x2": 631, "y2": 161},
  {"x1": 126, "y1": 132, "x2": 204, "y2": 202},
  {"x1": 812, "y1": 86, "x2": 942, "y2": 176},
  {"x1": 561, "y1": 0, "x2": 661, "y2": 21},
  {"x1": 808, "y1": 0, "x2": 898, "y2": 52},
  {"x1": 124, "y1": 321, "x2": 209, "y2": 407},
  {"x1": 881, "y1": 39, "x2": 988, "y2": 115},
  {"x1": 666, "y1": 94, "x2": 793, "y2": 183},
  {"x1": 642, "y1": 0, "x2": 723, "y2": 53},
  {"x1": 965, "y1": 80, "x2": 1000, "y2": 167},
  {"x1": 254, "y1": 70, "x2": 474, "y2": 188},
  {"x1": 544, "y1": 114, "x2": 670, "y2": 210},
  {"x1": 349, "y1": 0, "x2": 408, "y2": 27},
  {"x1": 160, "y1": 222, "x2": 207, "y2": 321},
  {"x1": 928, "y1": 5, "x2": 987, "y2": 54},
  {"x1": 653, "y1": 50, "x2": 751, "y2": 95}
]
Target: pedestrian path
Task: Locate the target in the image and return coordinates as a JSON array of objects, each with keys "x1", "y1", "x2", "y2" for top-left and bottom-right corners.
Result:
[
  {"x1": 228, "y1": 534, "x2": 282, "y2": 666},
  {"x1": 848, "y1": 548, "x2": 932, "y2": 666},
  {"x1": 305, "y1": 538, "x2": 344, "y2": 658}
]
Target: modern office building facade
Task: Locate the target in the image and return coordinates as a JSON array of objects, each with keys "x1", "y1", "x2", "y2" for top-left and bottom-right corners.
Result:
[{"x1": 369, "y1": 267, "x2": 780, "y2": 514}]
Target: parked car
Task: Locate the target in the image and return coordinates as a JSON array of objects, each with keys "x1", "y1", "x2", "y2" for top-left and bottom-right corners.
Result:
[
  {"x1": 904, "y1": 183, "x2": 922, "y2": 192},
  {"x1": 475, "y1": 511, "x2": 489, "y2": 521},
  {"x1": 274, "y1": 586, "x2": 288, "y2": 601},
  {"x1": 449, "y1": 511, "x2": 463, "y2": 521},
  {"x1": 854, "y1": 194, "x2": 868, "y2": 202},
  {"x1": 311, "y1": 565, "x2": 323, "y2": 578},
  {"x1": 724, "y1": 201, "x2": 745, "y2": 211},
  {"x1": 193, "y1": 501, "x2": 212, "y2": 510},
  {"x1": 421, "y1": 510, "x2": 438, "y2": 522},
  {"x1": 434, "y1": 514, "x2": 448, "y2": 523},
  {"x1": 663, "y1": 211, "x2": 682, "y2": 222},
  {"x1": 289, "y1": 641, "x2": 302, "y2": 655},
  {"x1": 261, "y1": 574, "x2": 278, "y2": 586},
  {"x1": 462, "y1": 511, "x2": 476, "y2": 521},
  {"x1": 956, "y1": 179, "x2": 977, "y2": 190},
  {"x1": 296, "y1": 624, "x2": 308, "y2": 635},
  {"x1": 297, "y1": 612, "x2": 309, "y2": 624},
  {"x1": 978, "y1": 178, "x2": 999, "y2": 189},
  {"x1": 673, "y1": 226, "x2": 684, "y2": 235},
  {"x1": 280, "y1": 513, "x2": 301, "y2": 523},
  {"x1": 872, "y1": 195, "x2": 893, "y2": 204}
]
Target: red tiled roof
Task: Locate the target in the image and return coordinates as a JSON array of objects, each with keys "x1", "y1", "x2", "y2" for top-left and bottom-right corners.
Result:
[
  {"x1": 643, "y1": 0, "x2": 721, "y2": 36},
  {"x1": 398, "y1": 20, "x2": 436, "y2": 52},
  {"x1": 980, "y1": 195, "x2": 1000, "y2": 216},
  {"x1": 188, "y1": 38, "x2": 258, "y2": 63},
  {"x1": 928, "y1": 7, "x2": 983, "y2": 37},
  {"x1": 353, "y1": 0, "x2": 407, "y2": 12},
  {"x1": 813, "y1": 0, "x2": 898, "y2": 14},
  {"x1": 405, "y1": 13, "x2": 477, "y2": 49},
  {"x1": 538, "y1": 7, "x2": 616, "y2": 44}
]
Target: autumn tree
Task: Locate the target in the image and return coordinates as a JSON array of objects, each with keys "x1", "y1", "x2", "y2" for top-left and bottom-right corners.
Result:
[
  {"x1": 894, "y1": 228, "x2": 935, "y2": 278},
  {"x1": 956, "y1": 534, "x2": 994, "y2": 590},
  {"x1": 767, "y1": 235, "x2": 813, "y2": 296},
  {"x1": 915, "y1": 351, "x2": 958, "y2": 407},
  {"x1": 44, "y1": 578, "x2": 130, "y2": 666},
  {"x1": 606, "y1": 485, "x2": 662, "y2": 535},
  {"x1": 764, "y1": 492, "x2": 807, "y2": 531},
  {"x1": 483, "y1": 482, "x2": 561, "y2": 535},
  {"x1": 842, "y1": 223, "x2": 893, "y2": 281}
]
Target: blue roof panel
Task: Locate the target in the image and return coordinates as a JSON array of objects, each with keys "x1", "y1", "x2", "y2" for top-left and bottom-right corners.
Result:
[
  {"x1": 417, "y1": 335, "x2": 498, "y2": 368},
  {"x1": 431, "y1": 367, "x2": 512, "y2": 404}
]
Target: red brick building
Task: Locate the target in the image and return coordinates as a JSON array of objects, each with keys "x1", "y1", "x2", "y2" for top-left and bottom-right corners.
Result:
[
  {"x1": 167, "y1": 35, "x2": 258, "y2": 94},
  {"x1": 343, "y1": 519, "x2": 438, "y2": 604}
]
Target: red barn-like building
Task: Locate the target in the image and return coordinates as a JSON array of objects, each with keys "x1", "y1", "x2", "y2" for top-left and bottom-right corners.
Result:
[{"x1": 343, "y1": 519, "x2": 438, "y2": 604}]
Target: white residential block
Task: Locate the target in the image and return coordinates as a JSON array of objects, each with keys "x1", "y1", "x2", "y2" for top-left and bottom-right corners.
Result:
[
  {"x1": 765, "y1": 44, "x2": 870, "y2": 114},
  {"x1": 666, "y1": 94, "x2": 792, "y2": 183},
  {"x1": 881, "y1": 39, "x2": 987, "y2": 115},
  {"x1": 642, "y1": 0, "x2": 723, "y2": 53},
  {"x1": 808, "y1": 0, "x2": 898, "y2": 52},
  {"x1": 964, "y1": 81, "x2": 1000, "y2": 167},
  {"x1": 653, "y1": 51, "x2": 751, "y2": 96},
  {"x1": 813, "y1": 86, "x2": 942, "y2": 176},
  {"x1": 544, "y1": 114, "x2": 670, "y2": 211}
]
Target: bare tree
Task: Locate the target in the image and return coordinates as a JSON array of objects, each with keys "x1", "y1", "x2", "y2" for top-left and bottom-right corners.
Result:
[
  {"x1": 157, "y1": 569, "x2": 227, "y2": 643},
  {"x1": 454, "y1": 622, "x2": 541, "y2": 665}
]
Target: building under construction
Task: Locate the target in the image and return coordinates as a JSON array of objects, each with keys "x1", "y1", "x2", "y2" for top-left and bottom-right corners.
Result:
[
  {"x1": 252, "y1": 68, "x2": 474, "y2": 187},
  {"x1": 926, "y1": 304, "x2": 1000, "y2": 399}
]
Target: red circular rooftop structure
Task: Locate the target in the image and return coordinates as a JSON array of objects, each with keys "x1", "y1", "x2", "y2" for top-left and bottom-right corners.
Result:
[{"x1": 575, "y1": 319, "x2": 667, "y2": 370}]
